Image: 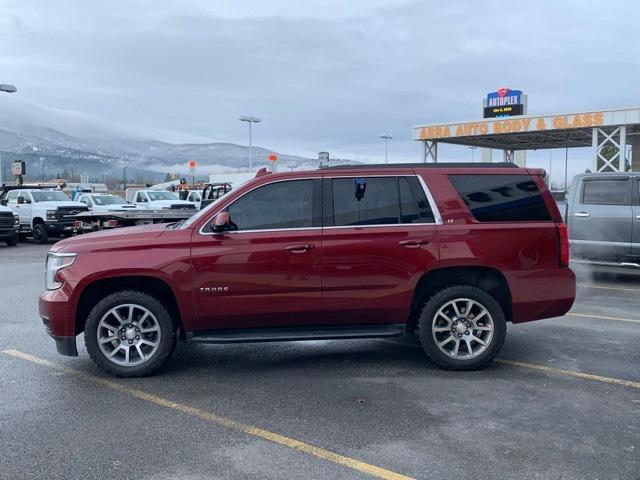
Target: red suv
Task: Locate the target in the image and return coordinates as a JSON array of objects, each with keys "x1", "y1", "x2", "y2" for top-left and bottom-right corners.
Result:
[{"x1": 40, "y1": 163, "x2": 575, "y2": 376}]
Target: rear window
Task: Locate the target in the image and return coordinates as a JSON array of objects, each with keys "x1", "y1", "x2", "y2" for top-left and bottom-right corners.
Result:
[
  {"x1": 449, "y1": 174, "x2": 551, "y2": 222},
  {"x1": 581, "y1": 178, "x2": 629, "y2": 205}
]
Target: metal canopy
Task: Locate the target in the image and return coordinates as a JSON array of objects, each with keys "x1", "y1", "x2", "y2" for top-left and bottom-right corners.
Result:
[{"x1": 413, "y1": 107, "x2": 640, "y2": 172}]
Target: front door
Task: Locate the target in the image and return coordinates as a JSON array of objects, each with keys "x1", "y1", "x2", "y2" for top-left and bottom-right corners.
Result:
[
  {"x1": 570, "y1": 177, "x2": 632, "y2": 261},
  {"x1": 190, "y1": 178, "x2": 323, "y2": 330},
  {"x1": 321, "y1": 175, "x2": 439, "y2": 325}
]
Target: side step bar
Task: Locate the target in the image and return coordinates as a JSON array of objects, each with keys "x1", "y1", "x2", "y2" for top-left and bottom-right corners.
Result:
[{"x1": 187, "y1": 324, "x2": 405, "y2": 344}]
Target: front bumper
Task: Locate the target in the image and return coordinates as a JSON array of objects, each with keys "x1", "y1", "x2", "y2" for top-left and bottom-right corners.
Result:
[
  {"x1": 0, "y1": 227, "x2": 18, "y2": 239},
  {"x1": 44, "y1": 221, "x2": 78, "y2": 233},
  {"x1": 40, "y1": 288, "x2": 78, "y2": 356}
]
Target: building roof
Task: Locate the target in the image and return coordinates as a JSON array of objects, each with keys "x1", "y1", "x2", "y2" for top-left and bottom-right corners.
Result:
[{"x1": 413, "y1": 107, "x2": 640, "y2": 150}]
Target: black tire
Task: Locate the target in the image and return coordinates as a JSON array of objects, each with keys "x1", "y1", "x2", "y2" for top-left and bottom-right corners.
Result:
[
  {"x1": 416, "y1": 285, "x2": 506, "y2": 371},
  {"x1": 84, "y1": 290, "x2": 177, "y2": 377},
  {"x1": 5, "y1": 234, "x2": 18, "y2": 246},
  {"x1": 32, "y1": 223, "x2": 48, "y2": 244}
]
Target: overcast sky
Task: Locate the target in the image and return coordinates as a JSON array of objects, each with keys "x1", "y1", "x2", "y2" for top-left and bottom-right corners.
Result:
[{"x1": 1, "y1": 0, "x2": 639, "y2": 177}]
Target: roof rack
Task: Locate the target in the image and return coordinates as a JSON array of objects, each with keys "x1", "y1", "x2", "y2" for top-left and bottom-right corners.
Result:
[{"x1": 320, "y1": 162, "x2": 519, "y2": 170}]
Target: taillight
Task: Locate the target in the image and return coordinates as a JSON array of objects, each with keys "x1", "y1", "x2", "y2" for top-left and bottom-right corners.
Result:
[
  {"x1": 557, "y1": 223, "x2": 569, "y2": 267},
  {"x1": 106, "y1": 219, "x2": 118, "y2": 228}
]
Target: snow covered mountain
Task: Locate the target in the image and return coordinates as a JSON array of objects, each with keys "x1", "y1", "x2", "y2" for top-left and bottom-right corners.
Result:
[{"x1": 0, "y1": 125, "x2": 341, "y2": 183}]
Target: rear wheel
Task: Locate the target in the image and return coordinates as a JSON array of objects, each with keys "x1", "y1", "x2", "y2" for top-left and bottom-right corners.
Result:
[
  {"x1": 417, "y1": 285, "x2": 506, "y2": 370},
  {"x1": 32, "y1": 223, "x2": 48, "y2": 244},
  {"x1": 84, "y1": 290, "x2": 177, "y2": 377}
]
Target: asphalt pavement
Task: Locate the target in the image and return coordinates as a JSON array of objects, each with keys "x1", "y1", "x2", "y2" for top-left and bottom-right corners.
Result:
[{"x1": 0, "y1": 242, "x2": 638, "y2": 480}]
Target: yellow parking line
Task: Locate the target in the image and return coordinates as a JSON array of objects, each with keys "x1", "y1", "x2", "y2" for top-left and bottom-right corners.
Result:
[
  {"x1": 2, "y1": 349, "x2": 413, "y2": 480},
  {"x1": 494, "y1": 359, "x2": 640, "y2": 390},
  {"x1": 376, "y1": 340, "x2": 640, "y2": 390},
  {"x1": 580, "y1": 284, "x2": 640, "y2": 294},
  {"x1": 567, "y1": 312, "x2": 640, "y2": 325}
]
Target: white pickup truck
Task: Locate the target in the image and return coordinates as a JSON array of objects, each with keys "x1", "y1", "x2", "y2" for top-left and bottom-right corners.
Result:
[
  {"x1": 125, "y1": 189, "x2": 196, "y2": 211},
  {"x1": 3, "y1": 188, "x2": 88, "y2": 243},
  {"x1": 77, "y1": 193, "x2": 143, "y2": 213}
]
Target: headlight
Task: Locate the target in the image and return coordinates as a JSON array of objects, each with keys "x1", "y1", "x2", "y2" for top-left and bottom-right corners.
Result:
[
  {"x1": 14, "y1": 214, "x2": 19, "y2": 226},
  {"x1": 46, "y1": 209, "x2": 56, "y2": 220},
  {"x1": 45, "y1": 252, "x2": 76, "y2": 290}
]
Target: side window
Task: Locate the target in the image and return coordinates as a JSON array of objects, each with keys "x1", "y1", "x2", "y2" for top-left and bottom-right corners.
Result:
[
  {"x1": 7, "y1": 191, "x2": 19, "y2": 203},
  {"x1": 329, "y1": 176, "x2": 434, "y2": 227},
  {"x1": 581, "y1": 179, "x2": 629, "y2": 205},
  {"x1": 449, "y1": 174, "x2": 552, "y2": 222},
  {"x1": 399, "y1": 177, "x2": 434, "y2": 224},
  {"x1": 332, "y1": 177, "x2": 399, "y2": 226},
  {"x1": 136, "y1": 192, "x2": 146, "y2": 202},
  {"x1": 18, "y1": 193, "x2": 30, "y2": 204},
  {"x1": 226, "y1": 179, "x2": 316, "y2": 231}
]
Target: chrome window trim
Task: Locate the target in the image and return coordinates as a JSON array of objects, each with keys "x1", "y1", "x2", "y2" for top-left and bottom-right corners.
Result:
[{"x1": 198, "y1": 173, "x2": 443, "y2": 236}]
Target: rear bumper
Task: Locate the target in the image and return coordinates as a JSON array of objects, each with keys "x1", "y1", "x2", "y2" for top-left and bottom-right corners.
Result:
[{"x1": 508, "y1": 267, "x2": 576, "y2": 323}]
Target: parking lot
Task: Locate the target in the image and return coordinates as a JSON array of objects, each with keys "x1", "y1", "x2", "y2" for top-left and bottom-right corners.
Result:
[{"x1": 0, "y1": 242, "x2": 638, "y2": 480}]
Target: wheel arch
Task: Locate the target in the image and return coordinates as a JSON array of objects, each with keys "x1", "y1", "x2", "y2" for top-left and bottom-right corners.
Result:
[
  {"x1": 75, "y1": 276, "x2": 182, "y2": 336},
  {"x1": 407, "y1": 266, "x2": 513, "y2": 333},
  {"x1": 32, "y1": 216, "x2": 45, "y2": 227}
]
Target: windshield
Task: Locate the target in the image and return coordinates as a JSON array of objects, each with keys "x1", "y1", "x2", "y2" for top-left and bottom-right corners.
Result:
[
  {"x1": 148, "y1": 191, "x2": 178, "y2": 201},
  {"x1": 92, "y1": 195, "x2": 126, "y2": 205},
  {"x1": 31, "y1": 191, "x2": 72, "y2": 202}
]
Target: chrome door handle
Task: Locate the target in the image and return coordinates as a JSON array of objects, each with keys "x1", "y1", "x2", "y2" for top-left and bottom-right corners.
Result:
[
  {"x1": 285, "y1": 244, "x2": 315, "y2": 253},
  {"x1": 574, "y1": 212, "x2": 590, "y2": 218},
  {"x1": 398, "y1": 240, "x2": 429, "y2": 248}
]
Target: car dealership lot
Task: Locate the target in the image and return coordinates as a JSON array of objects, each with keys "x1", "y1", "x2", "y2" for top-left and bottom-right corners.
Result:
[{"x1": 1, "y1": 243, "x2": 638, "y2": 480}]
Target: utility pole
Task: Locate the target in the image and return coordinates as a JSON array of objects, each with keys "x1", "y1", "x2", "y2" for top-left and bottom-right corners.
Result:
[
  {"x1": 123, "y1": 166, "x2": 128, "y2": 193},
  {"x1": 379, "y1": 134, "x2": 392, "y2": 164},
  {"x1": 239, "y1": 116, "x2": 261, "y2": 170}
]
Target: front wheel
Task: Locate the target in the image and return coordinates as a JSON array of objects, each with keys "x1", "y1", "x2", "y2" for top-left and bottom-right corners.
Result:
[
  {"x1": 417, "y1": 285, "x2": 506, "y2": 370},
  {"x1": 5, "y1": 234, "x2": 18, "y2": 246},
  {"x1": 84, "y1": 290, "x2": 177, "y2": 377},
  {"x1": 32, "y1": 223, "x2": 48, "y2": 244}
]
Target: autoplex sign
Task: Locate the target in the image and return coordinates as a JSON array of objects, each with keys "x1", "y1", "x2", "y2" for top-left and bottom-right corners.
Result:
[
  {"x1": 414, "y1": 112, "x2": 605, "y2": 140},
  {"x1": 484, "y1": 88, "x2": 524, "y2": 118}
]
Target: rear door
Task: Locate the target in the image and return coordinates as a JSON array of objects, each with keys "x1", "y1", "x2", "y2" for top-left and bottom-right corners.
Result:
[
  {"x1": 570, "y1": 177, "x2": 632, "y2": 261},
  {"x1": 321, "y1": 174, "x2": 439, "y2": 325}
]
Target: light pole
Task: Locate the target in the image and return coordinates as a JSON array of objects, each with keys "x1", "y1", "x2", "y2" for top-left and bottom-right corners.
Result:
[
  {"x1": 239, "y1": 116, "x2": 261, "y2": 170},
  {"x1": 468, "y1": 146, "x2": 478, "y2": 162},
  {"x1": 40, "y1": 157, "x2": 45, "y2": 183},
  {"x1": 123, "y1": 166, "x2": 128, "y2": 193},
  {"x1": 0, "y1": 84, "x2": 17, "y2": 185},
  {"x1": 379, "y1": 134, "x2": 392, "y2": 164}
]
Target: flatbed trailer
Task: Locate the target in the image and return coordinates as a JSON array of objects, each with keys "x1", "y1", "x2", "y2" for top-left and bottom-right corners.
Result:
[{"x1": 73, "y1": 209, "x2": 195, "y2": 232}]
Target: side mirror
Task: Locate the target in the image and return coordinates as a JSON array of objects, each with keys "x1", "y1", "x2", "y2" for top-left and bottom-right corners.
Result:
[
  {"x1": 0, "y1": 199, "x2": 6, "y2": 206},
  {"x1": 17, "y1": 197, "x2": 24, "y2": 205},
  {"x1": 211, "y1": 212, "x2": 231, "y2": 233}
]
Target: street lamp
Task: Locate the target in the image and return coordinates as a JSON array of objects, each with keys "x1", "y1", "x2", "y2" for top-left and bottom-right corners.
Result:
[
  {"x1": 379, "y1": 134, "x2": 392, "y2": 164},
  {"x1": 0, "y1": 83, "x2": 16, "y2": 185},
  {"x1": 468, "y1": 146, "x2": 478, "y2": 162},
  {"x1": 239, "y1": 115, "x2": 261, "y2": 170}
]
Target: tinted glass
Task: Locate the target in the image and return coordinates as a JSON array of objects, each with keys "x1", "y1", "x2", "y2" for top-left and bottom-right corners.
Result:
[
  {"x1": 399, "y1": 177, "x2": 434, "y2": 223},
  {"x1": 227, "y1": 179, "x2": 314, "y2": 230},
  {"x1": 582, "y1": 179, "x2": 629, "y2": 205},
  {"x1": 332, "y1": 177, "x2": 399, "y2": 226},
  {"x1": 449, "y1": 174, "x2": 551, "y2": 222},
  {"x1": 330, "y1": 176, "x2": 433, "y2": 226}
]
